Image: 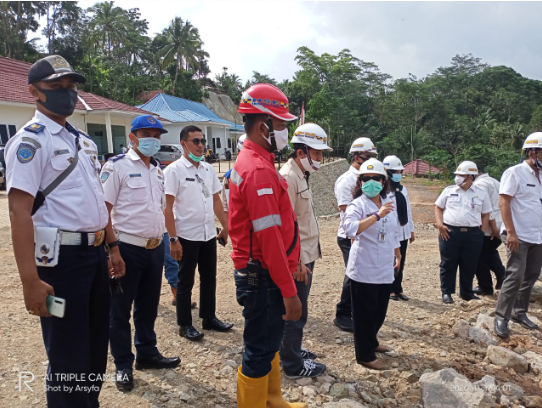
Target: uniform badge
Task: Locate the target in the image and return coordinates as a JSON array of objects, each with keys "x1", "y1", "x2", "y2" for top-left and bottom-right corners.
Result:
[
  {"x1": 24, "y1": 123, "x2": 45, "y2": 134},
  {"x1": 22, "y1": 137, "x2": 41, "y2": 149},
  {"x1": 148, "y1": 117, "x2": 157, "y2": 124},
  {"x1": 84, "y1": 140, "x2": 89, "y2": 147},
  {"x1": 129, "y1": 173, "x2": 142, "y2": 178},
  {"x1": 17, "y1": 143, "x2": 37, "y2": 163},
  {"x1": 101, "y1": 172, "x2": 110, "y2": 183}
]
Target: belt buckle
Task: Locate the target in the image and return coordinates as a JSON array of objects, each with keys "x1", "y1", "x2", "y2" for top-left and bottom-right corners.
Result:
[
  {"x1": 460, "y1": 228, "x2": 467, "y2": 232},
  {"x1": 94, "y1": 230, "x2": 105, "y2": 246},
  {"x1": 146, "y1": 238, "x2": 160, "y2": 250}
]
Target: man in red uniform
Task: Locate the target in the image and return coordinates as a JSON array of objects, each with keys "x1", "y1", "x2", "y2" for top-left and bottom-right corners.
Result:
[{"x1": 229, "y1": 83, "x2": 306, "y2": 408}]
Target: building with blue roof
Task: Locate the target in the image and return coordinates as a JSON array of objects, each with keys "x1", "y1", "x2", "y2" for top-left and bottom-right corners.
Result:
[{"x1": 137, "y1": 93, "x2": 244, "y2": 159}]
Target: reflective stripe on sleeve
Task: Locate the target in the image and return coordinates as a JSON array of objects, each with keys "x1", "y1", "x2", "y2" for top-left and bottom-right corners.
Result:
[
  {"x1": 230, "y1": 169, "x2": 243, "y2": 187},
  {"x1": 252, "y1": 214, "x2": 282, "y2": 232}
]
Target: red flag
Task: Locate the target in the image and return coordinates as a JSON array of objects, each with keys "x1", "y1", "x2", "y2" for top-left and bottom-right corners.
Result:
[{"x1": 300, "y1": 102, "x2": 305, "y2": 125}]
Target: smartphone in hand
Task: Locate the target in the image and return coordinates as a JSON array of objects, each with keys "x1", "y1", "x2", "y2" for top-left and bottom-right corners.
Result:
[
  {"x1": 46, "y1": 295, "x2": 66, "y2": 318},
  {"x1": 216, "y1": 227, "x2": 226, "y2": 247}
]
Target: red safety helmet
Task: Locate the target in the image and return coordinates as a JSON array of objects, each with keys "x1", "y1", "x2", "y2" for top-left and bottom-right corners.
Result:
[{"x1": 238, "y1": 83, "x2": 297, "y2": 121}]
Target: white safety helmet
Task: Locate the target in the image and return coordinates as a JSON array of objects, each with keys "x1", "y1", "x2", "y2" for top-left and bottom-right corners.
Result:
[
  {"x1": 383, "y1": 155, "x2": 404, "y2": 171},
  {"x1": 349, "y1": 137, "x2": 377, "y2": 154},
  {"x1": 522, "y1": 132, "x2": 542, "y2": 150},
  {"x1": 290, "y1": 123, "x2": 333, "y2": 151},
  {"x1": 237, "y1": 134, "x2": 246, "y2": 151},
  {"x1": 359, "y1": 158, "x2": 387, "y2": 178},
  {"x1": 454, "y1": 161, "x2": 478, "y2": 175}
]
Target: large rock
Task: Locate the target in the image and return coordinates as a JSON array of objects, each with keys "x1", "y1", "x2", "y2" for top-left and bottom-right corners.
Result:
[
  {"x1": 453, "y1": 319, "x2": 470, "y2": 339},
  {"x1": 473, "y1": 375, "x2": 500, "y2": 398},
  {"x1": 322, "y1": 399, "x2": 369, "y2": 408},
  {"x1": 420, "y1": 368, "x2": 485, "y2": 408},
  {"x1": 487, "y1": 345, "x2": 529, "y2": 374},
  {"x1": 329, "y1": 383, "x2": 349, "y2": 399},
  {"x1": 469, "y1": 326, "x2": 498, "y2": 346},
  {"x1": 502, "y1": 382, "x2": 524, "y2": 398},
  {"x1": 474, "y1": 313, "x2": 494, "y2": 330},
  {"x1": 523, "y1": 351, "x2": 542, "y2": 374},
  {"x1": 523, "y1": 395, "x2": 542, "y2": 407}
]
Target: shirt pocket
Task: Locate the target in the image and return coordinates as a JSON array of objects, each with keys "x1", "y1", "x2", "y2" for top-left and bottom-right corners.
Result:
[
  {"x1": 446, "y1": 196, "x2": 461, "y2": 206},
  {"x1": 50, "y1": 154, "x2": 83, "y2": 189},
  {"x1": 127, "y1": 178, "x2": 148, "y2": 202}
]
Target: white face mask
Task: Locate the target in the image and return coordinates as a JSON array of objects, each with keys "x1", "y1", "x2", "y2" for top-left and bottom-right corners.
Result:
[
  {"x1": 263, "y1": 123, "x2": 289, "y2": 152},
  {"x1": 454, "y1": 175, "x2": 465, "y2": 186},
  {"x1": 300, "y1": 156, "x2": 321, "y2": 173}
]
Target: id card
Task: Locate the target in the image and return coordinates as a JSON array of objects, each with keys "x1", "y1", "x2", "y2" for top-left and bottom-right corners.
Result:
[{"x1": 34, "y1": 227, "x2": 61, "y2": 267}]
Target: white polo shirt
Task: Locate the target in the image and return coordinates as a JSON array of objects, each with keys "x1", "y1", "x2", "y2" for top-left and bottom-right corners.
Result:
[
  {"x1": 499, "y1": 161, "x2": 542, "y2": 244},
  {"x1": 474, "y1": 173, "x2": 502, "y2": 236},
  {"x1": 387, "y1": 185, "x2": 415, "y2": 242},
  {"x1": 5, "y1": 110, "x2": 108, "y2": 232},
  {"x1": 101, "y1": 149, "x2": 166, "y2": 239},
  {"x1": 334, "y1": 165, "x2": 360, "y2": 238},
  {"x1": 343, "y1": 194, "x2": 400, "y2": 284},
  {"x1": 435, "y1": 184, "x2": 491, "y2": 227},
  {"x1": 164, "y1": 156, "x2": 221, "y2": 242}
]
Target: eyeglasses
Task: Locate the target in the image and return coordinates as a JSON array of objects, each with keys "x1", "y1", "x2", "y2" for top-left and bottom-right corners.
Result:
[
  {"x1": 190, "y1": 138, "x2": 207, "y2": 146},
  {"x1": 361, "y1": 175, "x2": 384, "y2": 183}
]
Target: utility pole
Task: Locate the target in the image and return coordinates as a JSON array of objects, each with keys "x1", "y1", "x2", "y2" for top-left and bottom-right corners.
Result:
[{"x1": 410, "y1": 125, "x2": 414, "y2": 163}]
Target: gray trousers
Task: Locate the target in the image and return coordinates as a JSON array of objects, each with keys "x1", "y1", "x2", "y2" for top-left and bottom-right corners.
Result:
[
  {"x1": 495, "y1": 235, "x2": 542, "y2": 322},
  {"x1": 280, "y1": 262, "x2": 314, "y2": 375}
]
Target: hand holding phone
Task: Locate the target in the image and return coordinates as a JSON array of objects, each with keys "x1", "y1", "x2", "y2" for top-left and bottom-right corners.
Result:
[
  {"x1": 216, "y1": 227, "x2": 226, "y2": 246},
  {"x1": 46, "y1": 295, "x2": 66, "y2": 318}
]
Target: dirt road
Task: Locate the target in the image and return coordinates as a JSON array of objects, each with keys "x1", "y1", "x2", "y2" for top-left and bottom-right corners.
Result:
[{"x1": 1, "y1": 179, "x2": 541, "y2": 407}]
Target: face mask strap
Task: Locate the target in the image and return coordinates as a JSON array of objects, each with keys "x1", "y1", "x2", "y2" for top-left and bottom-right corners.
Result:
[{"x1": 262, "y1": 117, "x2": 278, "y2": 151}]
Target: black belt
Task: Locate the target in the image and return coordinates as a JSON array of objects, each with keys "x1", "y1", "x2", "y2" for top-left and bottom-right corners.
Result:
[{"x1": 445, "y1": 224, "x2": 480, "y2": 232}]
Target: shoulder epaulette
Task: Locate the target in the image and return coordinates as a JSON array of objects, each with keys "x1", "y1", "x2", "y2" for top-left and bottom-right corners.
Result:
[
  {"x1": 24, "y1": 123, "x2": 46, "y2": 134},
  {"x1": 109, "y1": 154, "x2": 126, "y2": 162},
  {"x1": 78, "y1": 129, "x2": 91, "y2": 139}
]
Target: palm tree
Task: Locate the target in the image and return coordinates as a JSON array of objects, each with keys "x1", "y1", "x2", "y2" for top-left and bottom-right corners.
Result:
[
  {"x1": 88, "y1": 1, "x2": 130, "y2": 57},
  {"x1": 159, "y1": 17, "x2": 207, "y2": 93}
]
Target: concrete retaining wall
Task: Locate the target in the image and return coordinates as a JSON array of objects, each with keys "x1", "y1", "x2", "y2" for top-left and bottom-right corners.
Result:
[{"x1": 309, "y1": 159, "x2": 350, "y2": 217}]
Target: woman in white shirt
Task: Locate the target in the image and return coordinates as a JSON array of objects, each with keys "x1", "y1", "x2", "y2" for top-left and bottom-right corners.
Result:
[
  {"x1": 383, "y1": 155, "x2": 415, "y2": 302},
  {"x1": 343, "y1": 159, "x2": 401, "y2": 370}
]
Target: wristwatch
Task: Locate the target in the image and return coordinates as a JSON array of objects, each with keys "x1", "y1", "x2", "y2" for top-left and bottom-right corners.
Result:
[
  {"x1": 106, "y1": 240, "x2": 119, "y2": 250},
  {"x1": 169, "y1": 236, "x2": 179, "y2": 244}
]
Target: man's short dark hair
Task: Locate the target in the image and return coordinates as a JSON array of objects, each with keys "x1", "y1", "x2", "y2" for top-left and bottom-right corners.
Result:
[
  {"x1": 289, "y1": 143, "x2": 307, "y2": 159},
  {"x1": 180, "y1": 125, "x2": 202, "y2": 141},
  {"x1": 120, "y1": 144, "x2": 124, "y2": 147},
  {"x1": 243, "y1": 114, "x2": 268, "y2": 134}
]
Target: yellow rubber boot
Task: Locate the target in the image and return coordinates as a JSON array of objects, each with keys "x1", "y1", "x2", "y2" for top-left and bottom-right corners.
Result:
[
  {"x1": 267, "y1": 353, "x2": 307, "y2": 408},
  {"x1": 237, "y1": 366, "x2": 268, "y2": 408}
]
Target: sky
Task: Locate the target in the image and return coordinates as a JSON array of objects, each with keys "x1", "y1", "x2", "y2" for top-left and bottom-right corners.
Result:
[{"x1": 74, "y1": 1, "x2": 542, "y2": 83}]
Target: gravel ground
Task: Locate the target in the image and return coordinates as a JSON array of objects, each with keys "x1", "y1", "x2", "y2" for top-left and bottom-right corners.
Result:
[{"x1": 1, "y1": 179, "x2": 541, "y2": 407}]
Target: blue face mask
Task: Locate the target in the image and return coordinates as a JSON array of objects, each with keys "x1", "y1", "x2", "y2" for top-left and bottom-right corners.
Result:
[
  {"x1": 391, "y1": 173, "x2": 402, "y2": 183},
  {"x1": 361, "y1": 180, "x2": 383, "y2": 198},
  {"x1": 137, "y1": 137, "x2": 160, "y2": 157}
]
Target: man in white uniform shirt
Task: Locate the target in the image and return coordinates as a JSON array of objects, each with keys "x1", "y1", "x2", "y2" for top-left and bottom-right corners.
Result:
[
  {"x1": 164, "y1": 125, "x2": 233, "y2": 342},
  {"x1": 494, "y1": 133, "x2": 542, "y2": 338},
  {"x1": 6, "y1": 55, "x2": 125, "y2": 407},
  {"x1": 101, "y1": 115, "x2": 181, "y2": 392},
  {"x1": 472, "y1": 167, "x2": 505, "y2": 296},
  {"x1": 435, "y1": 161, "x2": 491, "y2": 304},
  {"x1": 333, "y1": 137, "x2": 377, "y2": 332}
]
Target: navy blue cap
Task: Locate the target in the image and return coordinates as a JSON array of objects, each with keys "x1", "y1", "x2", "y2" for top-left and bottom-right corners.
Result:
[
  {"x1": 131, "y1": 115, "x2": 168, "y2": 134},
  {"x1": 28, "y1": 55, "x2": 86, "y2": 85}
]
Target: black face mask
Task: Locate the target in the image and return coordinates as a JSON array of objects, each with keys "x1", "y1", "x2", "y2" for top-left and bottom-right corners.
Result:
[{"x1": 34, "y1": 86, "x2": 78, "y2": 116}]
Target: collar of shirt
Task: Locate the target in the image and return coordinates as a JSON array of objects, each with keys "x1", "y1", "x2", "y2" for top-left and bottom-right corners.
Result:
[
  {"x1": 290, "y1": 159, "x2": 306, "y2": 180},
  {"x1": 127, "y1": 145, "x2": 159, "y2": 168},
  {"x1": 349, "y1": 165, "x2": 361, "y2": 175},
  {"x1": 453, "y1": 184, "x2": 476, "y2": 194},
  {"x1": 521, "y1": 160, "x2": 539, "y2": 178},
  {"x1": 244, "y1": 139, "x2": 275, "y2": 165},
  {"x1": 34, "y1": 110, "x2": 78, "y2": 137}
]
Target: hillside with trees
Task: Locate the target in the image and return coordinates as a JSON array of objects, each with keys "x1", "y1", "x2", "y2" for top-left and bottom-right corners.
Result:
[{"x1": 1, "y1": 1, "x2": 541, "y2": 177}]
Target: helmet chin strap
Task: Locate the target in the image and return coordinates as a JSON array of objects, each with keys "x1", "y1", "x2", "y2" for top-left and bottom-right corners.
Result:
[{"x1": 304, "y1": 145, "x2": 318, "y2": 171}]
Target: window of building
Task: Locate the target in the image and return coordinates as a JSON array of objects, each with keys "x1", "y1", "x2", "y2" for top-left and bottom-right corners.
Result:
[{"x1": 0, "y1": 124, "x2": 17, "y2": 145}]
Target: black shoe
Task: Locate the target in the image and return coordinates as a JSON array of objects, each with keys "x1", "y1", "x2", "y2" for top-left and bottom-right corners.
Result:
[
  {"x1": 460, "y1": 294, "x2": 481, "y2": 301},
  {"x1": 179, "y1": 325, "x2": 204, "y2": 341},
  {"x1": 398, "y1": 293, "x2": 409, "y2": 301},
  {"x1": 473, "y1": 286, "x2": 493, "y2": 296},
  {"x1": 202, "y1": 317, "x2": 234, "y2": 332},
  {"x1": 135, "y1": 354, "x2": 181, "y2": 370},
  {"x1": 333, "y1": 317, "x2": 353, "y2": 332},
  {"x1": 494, "y1": 318, "x2": 509, "y2": 338},
  {"x1": 390, "y1": 294, "x2": 399, "y2": 301},
  {"x1": 284, "y1": 359, "x2": 326, "y2": 379},
  {"x1": 442, "y1": 294, "x2": 454, "y2": 304},
  {"x1": 300, "y1": 347, "x2": 317, "y2": 360},
  {"x1": 191, "y1": 301, "x2": 197, "y2": 309},
  {"x1": 511, "y1": 315, "x2": 540, "y2": 330},
  {"x1": 495, "y1": 279, "x2": 504, "y2": 290},
  {"x1": 115, "y1": 368, "x2": 134, "y2": 392},
  {"x1": 171, "y1": 299, "x2": 176, "y2": 306}
]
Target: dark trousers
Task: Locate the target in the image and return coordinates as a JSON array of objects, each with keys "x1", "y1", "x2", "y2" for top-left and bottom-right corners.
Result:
[
  {"x1": 280, "y1": 262, "x2": 314, "y2": 374},
  {"x1": 235, "y1": 268, "x2": 286, "y2": 378},
  {"x1": 495, "y1": 236, "x2": 542, "y2": 322},
  {"x1": 110, "y1": 242, "x2": 164, "y2": 369},
  {"x1": 391, "y1": 239, "x2": 408, "y2": 294},
  {"x1": 335, "y1": 237, "x2": 353, "y2": 320},
  {"x1": 351, "y1": 280, "x2": 390, "y2": 363},
  {"x1": 176, "y1": 237, "x2": 217, "y2": 326},
  {"x1": 475, "y1": 236, "x2": 505, "y2": 292},
  {"x1": 438, "y1": 227, "x2": 484, "y2": 297},
  {"x1": 38, "y1": 245, "x2": 110, "y2": 408}
]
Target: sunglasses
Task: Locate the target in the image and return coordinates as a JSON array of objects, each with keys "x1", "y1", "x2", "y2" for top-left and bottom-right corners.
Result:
[
  {"x1": 361, "y1": 175, "x2": 384, "y2": 183},
  {"x1": 189, "y1": 138, "x2": 207, "y2": 146}
]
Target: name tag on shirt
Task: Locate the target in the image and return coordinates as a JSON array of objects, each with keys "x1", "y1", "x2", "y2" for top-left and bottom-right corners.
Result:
[
  {"x1": 527, "y1": 184, "x2": 536, "y2": 187},
  {"x1": 54, "y1": 149, "x2": 69, "y2": 156},
  {"x1": 186, "y1": 178, "x2": 195, "y2": 182},
  {"x1": 129, "y1": 174, "x2": 142, "y2": 178}
]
